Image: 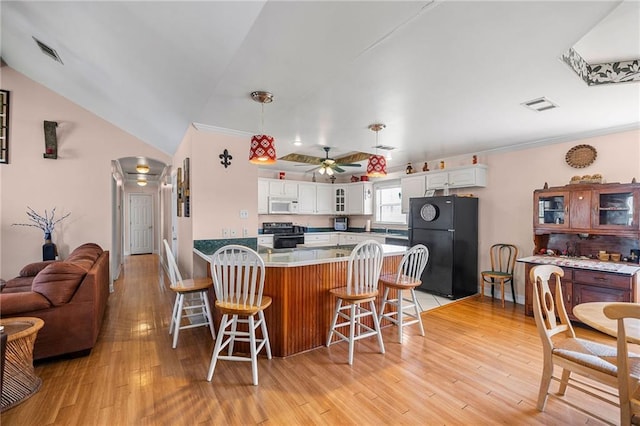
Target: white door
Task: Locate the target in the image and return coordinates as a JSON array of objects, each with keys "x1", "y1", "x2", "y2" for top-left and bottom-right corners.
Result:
[{"x1": 130, "y1": 193, "x2": 153, "y2": 255}]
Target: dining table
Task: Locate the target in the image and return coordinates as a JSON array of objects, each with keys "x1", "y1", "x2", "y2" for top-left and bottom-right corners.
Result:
[{"x1": 573, "y1": 302, "x2": 640, "y2": 344}]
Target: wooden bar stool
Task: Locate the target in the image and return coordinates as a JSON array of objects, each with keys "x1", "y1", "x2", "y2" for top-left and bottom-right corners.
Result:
[
  {"x1": 379, "y1": 244, "x2": 429, "y2": 343},
  {"x1": 163, "y1": 240, "x2": 215, "y2": 349},
  {"x1": 326, "y1": 240, "x2": 385, "y2": 365},
  {"x1": 207, "y1": 245, "x2": 272, "y2": 386}
]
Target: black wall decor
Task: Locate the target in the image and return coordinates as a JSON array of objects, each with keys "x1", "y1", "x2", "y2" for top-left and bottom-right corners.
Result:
[
  {"x1": 43, "y1": 120, "x2": 58, "y2": 159},
  {"x1": 183, "y1": 157, "x2": 190, "y2": 217},
  {"x1": 0, "y1": 89, "x2": 9, "y2": 164},
  {"x1": 219, "y1": 149, "x2": 232, "y2": 168}
]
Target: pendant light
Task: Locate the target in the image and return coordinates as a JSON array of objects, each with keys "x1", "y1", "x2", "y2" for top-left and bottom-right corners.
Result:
[
  {"x1": 249, "y1": 91, "x2": 277, "y2": 164},
  {"x1": 367, "y1": 123, "x2": 387, "y2": 177}
]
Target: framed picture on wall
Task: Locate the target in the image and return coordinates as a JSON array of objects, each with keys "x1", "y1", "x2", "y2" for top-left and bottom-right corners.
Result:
[
  {"x1": 424, "y1": 189, "x2": 435, "y2": 197},
  {"x1": 1, "y1": 89, "x2": 9, "y2": 164}
]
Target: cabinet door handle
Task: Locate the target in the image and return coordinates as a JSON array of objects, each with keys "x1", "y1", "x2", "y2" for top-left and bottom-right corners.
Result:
[
  {"x1": 594, "y1": 277, "x2": 606, "y2": 281},
  {"x1": 567, "y1": 294, "x2": 571, "y2": 303}
]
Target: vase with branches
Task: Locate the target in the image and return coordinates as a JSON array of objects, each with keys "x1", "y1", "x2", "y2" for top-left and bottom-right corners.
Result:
[{"x1": 12, "y1": 207, "x2": 71, "y2": 242}]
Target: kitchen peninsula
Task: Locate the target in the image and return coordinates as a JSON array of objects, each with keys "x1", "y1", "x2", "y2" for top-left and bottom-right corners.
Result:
[{"x1": 194, "y1": 244, "x2": 408, "y2": 357}]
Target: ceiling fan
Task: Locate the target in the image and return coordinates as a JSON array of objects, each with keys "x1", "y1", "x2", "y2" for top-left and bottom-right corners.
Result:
[{"x1": 279, "y1": 147, "x2": 370, "y2": 175}]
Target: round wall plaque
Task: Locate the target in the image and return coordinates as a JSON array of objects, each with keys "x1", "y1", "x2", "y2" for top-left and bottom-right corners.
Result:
[
  {"x1": 420, "y1": 204, "x2": 439, "y2": 222},
  {"x1": 565, "y1": 144, "x2": 597, "y2": 168}
]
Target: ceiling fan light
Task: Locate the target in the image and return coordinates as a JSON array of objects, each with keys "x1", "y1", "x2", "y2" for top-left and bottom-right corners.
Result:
[
  {"x1": 249, "y1": 134, "x2": 277, "y2": 164},
  {"x1": 367, "y1": 154, "x2": 387, "y2": 177},
  {"x1": 136, "y1": 164, "x2": 150, "y2": 174},
  {"x1": 326, "y1": 167, "x2": 334, "y2": 176},
  {"x1": 318, "y1": 166, "x2": 326, "y2": 175}
]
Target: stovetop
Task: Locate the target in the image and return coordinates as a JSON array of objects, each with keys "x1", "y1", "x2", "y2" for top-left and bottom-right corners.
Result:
[{"x1": 262, "y1": 222, "x2": 306, "y2": 235}]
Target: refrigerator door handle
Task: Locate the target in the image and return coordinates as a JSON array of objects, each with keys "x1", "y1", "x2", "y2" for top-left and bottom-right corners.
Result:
[{"x1": 448, "y1": 229, "x2": 455, "y2": 232}]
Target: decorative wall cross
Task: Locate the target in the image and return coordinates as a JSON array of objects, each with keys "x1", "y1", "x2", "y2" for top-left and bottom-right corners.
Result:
[{"x1": 219, "y1": 149, "x2": 232, "y2": 168}]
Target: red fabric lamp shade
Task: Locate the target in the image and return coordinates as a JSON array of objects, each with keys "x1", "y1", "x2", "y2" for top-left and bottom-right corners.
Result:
[
  {"x1": 367, "y1": 154, "x2": 387, "y2": 177},
  {"x1": 249, "y1": 134, "x2": 277, "y2": 164}
]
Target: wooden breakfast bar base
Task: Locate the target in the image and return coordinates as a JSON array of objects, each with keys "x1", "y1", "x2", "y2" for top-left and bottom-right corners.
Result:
[{"x1": 195, "y1": 245, "x2": 407, "y2": 357}]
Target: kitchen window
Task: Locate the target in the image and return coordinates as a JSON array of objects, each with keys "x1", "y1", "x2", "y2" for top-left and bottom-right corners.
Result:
[{"x1": 374, "y1": 181, "x2": 406, "y2": 224}]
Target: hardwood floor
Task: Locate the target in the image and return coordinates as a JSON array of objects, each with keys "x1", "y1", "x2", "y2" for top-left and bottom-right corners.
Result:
[{"x1": 2, "y1": 254, "x2": 625, "y2": 425}]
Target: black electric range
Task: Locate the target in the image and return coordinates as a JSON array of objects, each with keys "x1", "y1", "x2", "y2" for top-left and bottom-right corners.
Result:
[{"x1": 262, "y1": 222, "x2": 306, "y2": 249}]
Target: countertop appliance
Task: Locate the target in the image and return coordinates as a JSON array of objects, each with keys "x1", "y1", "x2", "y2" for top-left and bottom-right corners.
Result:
[
  {"x1": 409, "y1": 196, "x2": 478, "y2": 299},
  {"x1": 334, "y1": 217, "x2": 348, "y2": 231},
  {"x1": 262, "y1": 222, "x2": 306, "y2": 249}
]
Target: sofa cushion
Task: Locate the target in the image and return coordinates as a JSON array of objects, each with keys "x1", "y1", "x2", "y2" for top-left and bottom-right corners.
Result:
[
  {"x1": 0, "y1": 291, "x2": 51, "y2": 315},
  {"x1": 1, "y1": 276, "x2": 34, "y2": 293},
  {"x1": 20, "y1": 260, "x2": 58, "y2": 277},
  {"x1": 32, "y1": 262, "x2": 87, "y2": 306}
]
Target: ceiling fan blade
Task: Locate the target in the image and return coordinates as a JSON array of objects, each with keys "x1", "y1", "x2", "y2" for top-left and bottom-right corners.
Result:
[
  {"x1": 335, "y1": 152, "x2": 371, "y2": 163},
  {"x1": 333, "y1": 165, "x2": 346, "y2": 173},
  {"x1": 336, "y1": 163, "x2": 362, "y2": 167},
  {"x1": 279, "y1": 153, "x2": 323, "y2": 164}
]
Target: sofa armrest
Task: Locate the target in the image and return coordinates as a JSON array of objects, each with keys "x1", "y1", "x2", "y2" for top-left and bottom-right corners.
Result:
[{"x1": 0, "y1": 291, "x2": 52, "y2": 316}]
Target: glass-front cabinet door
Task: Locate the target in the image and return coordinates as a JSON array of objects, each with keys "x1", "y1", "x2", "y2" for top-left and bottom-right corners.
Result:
[
  {"x1": 334, "y1": 186, "x2": 346, "y2": 214},
  {"x1": 534, "y1": 191, "x2": 569, "y2": 229},
  {"x1": 593, "y1": 187, "x2": 638, "y2": 231}
]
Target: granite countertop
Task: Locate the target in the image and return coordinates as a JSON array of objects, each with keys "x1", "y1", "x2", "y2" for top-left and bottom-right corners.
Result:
[
  {"x1": 518, "y1": 255, "x2": 640, "y2": 275},
  {"x1": 194, "y1": 244, "x2": 408, "y2": 268}
]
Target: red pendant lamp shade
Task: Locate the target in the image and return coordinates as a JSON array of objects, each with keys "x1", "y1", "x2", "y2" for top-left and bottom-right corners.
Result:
[
  {"x1": 249, "y1": 91, "x2": 277, "y2": 165},
  {"x1": 367, "y1": 154, "x2": 387, "y2": 177},
  {"x1": 367, "y1": 123, "x2": 388, "y2": 177},
  {"x1": 249, "y1": 134, "x2": 276, "y2": 164}
]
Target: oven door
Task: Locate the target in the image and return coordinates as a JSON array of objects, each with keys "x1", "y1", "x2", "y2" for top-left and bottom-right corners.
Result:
[{"x1": 273, "y1": 234, "x2": 304, "y2": 249}]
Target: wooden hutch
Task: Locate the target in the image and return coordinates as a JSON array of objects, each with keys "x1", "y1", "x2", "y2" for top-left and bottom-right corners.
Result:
[{"x1": 522, "y1": 181, "x2": 640, "y2": 321}]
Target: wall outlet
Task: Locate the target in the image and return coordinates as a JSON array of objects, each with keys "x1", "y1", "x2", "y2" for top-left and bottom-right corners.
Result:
[
  {"x1": 240, "y1": 209, "x2": 249, "y2": 219},
  {"x1": 230, "y1": 229, "x2": 237, "y2": 237},
  {"x1": 222, "y1": 228, "x2": 229, "y2": 237}
]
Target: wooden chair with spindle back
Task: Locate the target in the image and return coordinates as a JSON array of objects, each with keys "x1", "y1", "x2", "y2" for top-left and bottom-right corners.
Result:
[{"x1": 480, "y1": 243, "x2": 518, "y2": 307}]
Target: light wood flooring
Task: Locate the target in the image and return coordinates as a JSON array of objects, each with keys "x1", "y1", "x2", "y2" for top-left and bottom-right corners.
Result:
[{"x1": 1, "y1": 254, "x2": 627, "y2": 425}]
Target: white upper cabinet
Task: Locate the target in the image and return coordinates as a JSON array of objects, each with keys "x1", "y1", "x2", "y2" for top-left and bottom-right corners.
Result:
[
  {"x1": 297, "y1": 183, "x2": 317, "y2": 214},
  {"x1": 267, "y1": 179, "x2": 298, "y2": 197},
  {"x1": 334, "y1": 185, "x2": 347, "y2": 214},
  {"x1": 258, "y1": 179, "x2": 269, "y2": 214},
  {"x1": 401, "y1": 175, "x2": 426, "y2": 214},
  {"x1": 346, "y1": 182, "x2": 373, "y2": 215},
  {"x1": 425, "y1": 165, "x2": 487, "y2": 190},
  {"x1": 315, "y1": 184, "x2": 334, "y2": 215}
]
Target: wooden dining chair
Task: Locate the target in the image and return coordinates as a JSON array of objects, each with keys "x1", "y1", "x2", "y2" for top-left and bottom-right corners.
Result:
[
  {"x1": 480, "y1": 243, "x2": 518, "y2": 307},
  {"x1": 326, "y1": 240, "x2": 385, "y2": 365},
  {"x1": 163, "y1": 239, "x2": 215, "y2": 349},
  {"x1": 530, "y1": 265, "x2": 619, "y2": 413},
  {"x1": 603, "y1": 303, "x2": 640, "y2": 425},
  {"x1": 379, "y1": 244, "x2": 429, "y2": 343},
  {"x1": 207, "y1": 245, "x2": 272, "y2": 386}
]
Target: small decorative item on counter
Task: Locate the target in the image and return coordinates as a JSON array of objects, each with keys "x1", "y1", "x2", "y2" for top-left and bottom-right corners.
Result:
[
  {"x1": 472, "y1": 155, "x2": 477, "y2": 164},
  {"x1": 439, "y1": 160, "x2": 445, "y2": 169},
  {"x1": 279, "y1": 171, "x2": 285, "y2": 180},
  {"x1": 312, "y1": 172, "x2": 316, "y2": 182},
  {"x1": 351, "y1": 175, "x2": 359, "y2": 182},
  {"x1": 611, "y1": 253, "x2": 621, "y2": 262},
  {"x1": 360, "y1": 175, "x2": 369, "y2": 181},
  {"x1": 422, "y1": 162, "x2": 429, "y2": 172},
  {"x1": 405, "y1": 163, "x2": 414, "y2": 174},
  {"x1": 598, "y1": 252, "x2": 610, "y2": 261},
  {"x1": 570, "y1": 174, "x2": 603, "y2": 184}
]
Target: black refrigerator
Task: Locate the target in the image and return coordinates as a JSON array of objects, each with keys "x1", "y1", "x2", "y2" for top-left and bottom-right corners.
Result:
[{"x1": 409, "y1": 196, "x2": 478, "y2": 299}]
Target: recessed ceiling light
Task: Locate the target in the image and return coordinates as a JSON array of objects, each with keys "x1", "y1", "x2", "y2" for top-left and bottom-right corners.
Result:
[{"x1": 521, "y1": 97, "x2": 559, "y2": 112}]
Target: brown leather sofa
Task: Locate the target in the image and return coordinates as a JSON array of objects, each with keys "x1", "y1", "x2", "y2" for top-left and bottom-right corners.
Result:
[{"x1": 0, "y1": 243, "x2": 110, "y2": 360}]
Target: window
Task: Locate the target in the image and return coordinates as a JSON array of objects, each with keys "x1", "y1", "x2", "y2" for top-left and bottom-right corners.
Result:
[{"x1": 374, "y1": 181, "x2": 406, "y2": 224}]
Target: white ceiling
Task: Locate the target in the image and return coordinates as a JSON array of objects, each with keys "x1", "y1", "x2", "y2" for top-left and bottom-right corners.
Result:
[{"x1": 1, "y1": 1, "x2": 639, "y2": 176}]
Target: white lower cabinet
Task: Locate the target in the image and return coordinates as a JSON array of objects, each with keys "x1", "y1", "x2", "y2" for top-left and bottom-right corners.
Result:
[{"x1": 257, "y1": 235, "x2": 273, "y2": 248}]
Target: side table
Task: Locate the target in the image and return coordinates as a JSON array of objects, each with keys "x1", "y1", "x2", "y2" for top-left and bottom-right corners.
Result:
[{"x1": 0, "y1": 317, "x2": 44, "y2": 412}]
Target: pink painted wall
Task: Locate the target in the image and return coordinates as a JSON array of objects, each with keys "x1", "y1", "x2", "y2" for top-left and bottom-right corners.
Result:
[
  {"x1": 0, "y1": 66, "x2": 170, "y2": 278},
  {"x1": 476, "y1": 128, "x2": 640, "y2": 303}
]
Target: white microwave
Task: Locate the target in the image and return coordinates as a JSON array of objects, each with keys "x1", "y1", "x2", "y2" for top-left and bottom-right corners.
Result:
[{"x1": 268, "y1": 197, "x2": 299, "y2": 214}]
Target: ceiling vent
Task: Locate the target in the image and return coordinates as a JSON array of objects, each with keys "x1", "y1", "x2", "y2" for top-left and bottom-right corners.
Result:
[
  {"x1": 521, "y1": 97, "x2": 558, "y2": 112},
  {"x1": 33, "y1": 37, "x2": 63, "y2": 64},
  {"x1": 373, "y1": 145, "x2": 396, "y2": 151}
]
